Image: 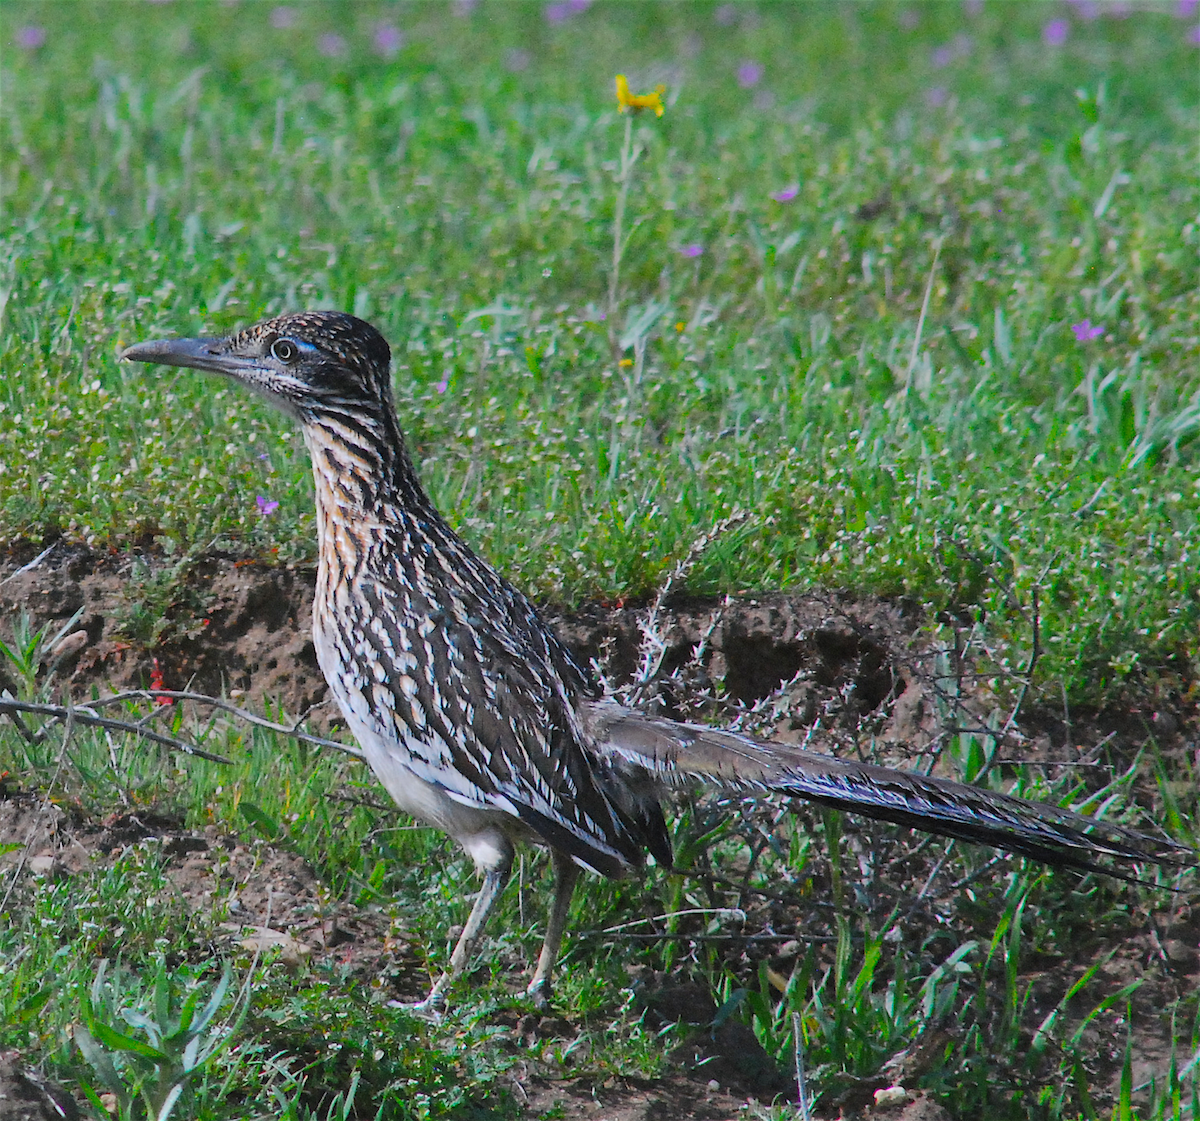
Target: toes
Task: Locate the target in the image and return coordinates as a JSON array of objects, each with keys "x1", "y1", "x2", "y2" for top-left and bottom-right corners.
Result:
[
  {"x1": 387, "y1": 993, "x2": 447, "y2": 1022},
  {"x1": 526, "y1": 980, "x2": 551, "y2": 1010}
]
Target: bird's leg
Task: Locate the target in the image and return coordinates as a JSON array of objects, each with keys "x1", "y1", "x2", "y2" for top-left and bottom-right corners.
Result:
[
  {"x1": 404, "y1": 846, "x2": 514, "y2": 1021},
  {"x1": 526, "y1": 849, "x2": 581, "y2": 1009}
]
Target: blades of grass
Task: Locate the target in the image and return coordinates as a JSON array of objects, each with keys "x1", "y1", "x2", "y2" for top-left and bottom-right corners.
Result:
[
  {"x1": 153, "y1": 959, "x2": 171, "y2": 1043},
  {"x1": 74, "y1": 1024, "x2": 133, "y2": 1114},
  {"x1": 239, "y1": 802, "x2": 280, "y2": 840},
  {"x1": 1115, "y1": 1029, "x2": 1134, "y2": 1121},
  {"x1": 154, "y1": 1083, "x2": 186, "y2": 1121},
  {"x1": 1030, "y1": 956, "x2": 1108, "y2": 1056},
  {"x1": 849, "y1": 934, "x2": 883, "y2": 1009},
  {"x1": 711, "y1": 983, "x2": 747, "y2": 1031},
  {"x1": 920, "y1": 941, "x2": 979, "y2": 1023},
  {"x1": 188, "y1": 963, "x2": 233, "y2": 1040},
  {"x1": 905, "y1": 237, "x2": 943, "y2": 393},
  {"x1": 1071, "y1": 1056, "x2": 1100, "y2": 1121},
  {"x1": 88, "y1": 1017, "x2": 170, "y2": 1064},
  {"x1": 1003, "y1": 889, "x2": 1030, "y2": 1047},
  {"x1": 1066, "y1": 980, "x2": 1145, "y2": 1053}
]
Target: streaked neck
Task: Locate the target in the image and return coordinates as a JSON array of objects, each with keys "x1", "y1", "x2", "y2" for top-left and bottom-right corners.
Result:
[{"x1": 303, "y1": 404, "x2": 430, "y2": 522}]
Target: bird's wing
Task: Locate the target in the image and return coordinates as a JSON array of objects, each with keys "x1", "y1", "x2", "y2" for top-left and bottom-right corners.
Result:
[
  {"x1": 584, "y1": 699, "x2": 1191, "y2": 877},
  {"x1": 349, "y1": 519, "x2": 654, "y2": 876}
]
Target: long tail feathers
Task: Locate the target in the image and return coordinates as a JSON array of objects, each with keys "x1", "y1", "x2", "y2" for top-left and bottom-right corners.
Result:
[{"x1": 584, "y1": 699, "x2": 1192, "y2": 879}]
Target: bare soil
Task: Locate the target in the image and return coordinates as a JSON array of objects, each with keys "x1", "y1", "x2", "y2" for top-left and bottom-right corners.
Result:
[{"x1": 1, "y1": 540, "x2": 1196, "y2": 1120}]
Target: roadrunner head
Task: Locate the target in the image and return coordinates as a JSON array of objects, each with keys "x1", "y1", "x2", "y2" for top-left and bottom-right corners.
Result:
[
  {"x1": 121, "y1": 311, "x2": 393, "y2": 423},
  {"x1": 122, "y1": 311, "x2": 428, "y2": 510}
]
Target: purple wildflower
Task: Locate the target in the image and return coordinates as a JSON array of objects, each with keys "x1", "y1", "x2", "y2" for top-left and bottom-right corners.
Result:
[
  {"x1": 926, "y1": 86, "x2": 949, "y2": 108},
  {"x1": 770, "y1": 185, "x2": 800, "y2": 203},
  {"x1": 932, "y1": 33, "x2": 972, "y2": 69},
  {"x1": 680, "y1": 244, "x2": 704, "y2": 259},
  {"x1": 374, "y1": 24, "x2": 403, "y2": 56},
  {"x1": 1043, "y1": 18, "x2": 1069, "y2": 45},
  {"x1": 1068, "y1": 0, "x2": 1101, "y2": 19},
  {"x1": 453, "y1": 0, "x2": 478, "y2": 14},
  {"x1": 256, "y1": 496, "x2": 280, "y2": 516},
  {"x1": 736, "y1": 61, "x2": 763, "y2": 88},
  {"x1": 15, "y1": 25, "x2": 46, "y2": 49},
  {"x1": 435, "y1": 378, "x2": 449, "y2": 394},
  {"x1": 963, "y1": 0, "x2": 983, "y2": 14},
  {"x1": 1071, "y1": 319, "x2": 1103, "y2": 342},
  {"x1": 1179, "y1": 0, "x2": 1198, "y2": 17},
  {"x1": 270, "y1": 6, "x2": 295, "y2": 29},
  {"x1": 714, "y1": 3, "x2": 738, "y2": 25},
  {"x1": 546, "y1": 0, "x2": 590, "y2": 18},
  {"x1": 1190, "y1": 22, "x2": 1200, "y2": 44},
  {"x1": 505, "y1": 48, "x2": 531, "y2": 72},
  {"x1": 318, "y1": 33, "x2": 346, "y2": 57}
]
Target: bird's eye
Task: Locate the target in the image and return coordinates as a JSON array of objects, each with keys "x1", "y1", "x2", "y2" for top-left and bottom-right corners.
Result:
[{"x1": 270, "y1": 338, "x2": 299, "y2": 363}]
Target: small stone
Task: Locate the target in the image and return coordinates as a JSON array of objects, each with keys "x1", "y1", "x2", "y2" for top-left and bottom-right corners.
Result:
[
  {"x1": 50, "y1": 629, "x2": 89, "y2": 660},
  {"x1": 874, "y1": 1085, "x2": 909, "y2": 1109},
  {"x1": 238, "y1": 926, "x2": 312, "y2": 967}
]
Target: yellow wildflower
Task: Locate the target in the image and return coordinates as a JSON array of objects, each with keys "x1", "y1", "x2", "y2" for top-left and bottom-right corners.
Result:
[
  {"x1": 615, "y1": 74, "x2": 665, "y2": 117},
  {"x1": 618, "y1": 357, "x2": 634, "y2": 368}
]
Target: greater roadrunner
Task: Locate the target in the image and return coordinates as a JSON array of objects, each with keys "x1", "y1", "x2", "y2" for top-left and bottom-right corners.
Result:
[{"x1": 123, "y1": 312, "x2": 1188, "y2": 1014}]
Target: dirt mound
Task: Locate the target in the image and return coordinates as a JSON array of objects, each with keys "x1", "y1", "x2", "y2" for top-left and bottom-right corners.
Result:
[
  {"x1": 5, "y1": 540, "x2": 1191, "y2": 780},
  {"x1": 0, "y1": 541, "x2": 922, "y2": 739}
]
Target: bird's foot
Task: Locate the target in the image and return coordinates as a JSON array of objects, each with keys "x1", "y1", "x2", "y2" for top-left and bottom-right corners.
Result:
[
  {"x1": 387, "y1": 992, "x2": 447, "y2": 1022},
  {"x1": 526, "y1": 977, "x2": 552, "y2": 1011}
]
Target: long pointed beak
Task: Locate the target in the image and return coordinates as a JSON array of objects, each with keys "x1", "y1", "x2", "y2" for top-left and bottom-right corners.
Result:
[{"x1": 121, "y1": 336, "x2": 244, "y2": 376}]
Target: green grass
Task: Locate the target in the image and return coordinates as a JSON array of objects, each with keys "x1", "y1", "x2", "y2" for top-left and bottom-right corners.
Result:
[
  {"x1": 2, "y1": 0, "x2": 1198, "y2": 696},
  {"x1": 2, "y1": 2, "x2": 1199, "y2": 1118}
]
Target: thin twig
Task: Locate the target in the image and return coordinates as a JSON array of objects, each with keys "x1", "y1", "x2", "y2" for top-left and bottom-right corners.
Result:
[
  {"x1": 607, "y1": 112, "x2": 636, "y2": 360},
  {"x1": 82, "y1": 689, "x2": 362, "y2": 759},
  {"x1": 0, "y1": 697, "x2": 232, "y2": 764},
  {"x1": 327, "y1": 791, "x2": 400, "y2": 814},
  {"x1": 691, "y1": 594, "x2": 731, "y2": 668},
  {"x1": 0, "y1": 544, "x2": 56, "y2": 587},
  {"x1": 597, "y1": 906, "x2": 746, "y2": 935},
  {"x1": 688, "y1": 869, "x2": 816, "y2": 907},
  {"x1": 628, "y1": 511, "x2": 750, "y2": 708},
  {"x1": 941, "y1": 853, "x2": 1008, "y2": 896},
  {"x1": 977, "y1": 569, "x2": 1051, "y2": 785},
  {"x1": 0, "y1": 691, "x2": 42, "y2": 746},
  {"x1": 905, "y1": 236, "x2": 943, "y2": 390},
  {"x1": 580, "y1": 931, "x2": 833, "y2": 945},
  {"x1": 794, "y1": 1009, "x2": 812, "y2": 1121}
]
